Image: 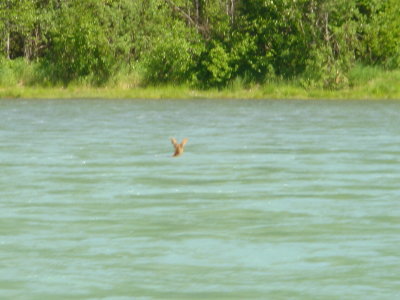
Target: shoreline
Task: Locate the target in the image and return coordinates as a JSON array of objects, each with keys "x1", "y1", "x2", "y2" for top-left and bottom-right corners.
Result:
[
  {"x1": 2, "y1": 65, "x2": 400, "y2": 101},
  {"x1": 1, "y1": 84, "x2": 399, "y2": 101}
]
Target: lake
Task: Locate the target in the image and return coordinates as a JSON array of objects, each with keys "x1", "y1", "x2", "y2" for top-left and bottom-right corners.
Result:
[{"x1": 0, "y1": 99, "x2": 399, "y2": 299}]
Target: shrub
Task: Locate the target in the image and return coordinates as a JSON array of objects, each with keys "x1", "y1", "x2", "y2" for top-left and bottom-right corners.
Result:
[
  {"x1": 198, "y1": 42, "x2": 232, "y2": 88},
  {"x1": 42, "y1": 1, "x2": 113, "y2": 85},
  {"x1": 361, "y1": 0, "x2": 400, "y2": 69},
  {"x1": 0, "y1": 57, "x2": 35, "y2": 86},
  {"x1": 141, "y1": 35, "x2": 198, "y2": 84}
]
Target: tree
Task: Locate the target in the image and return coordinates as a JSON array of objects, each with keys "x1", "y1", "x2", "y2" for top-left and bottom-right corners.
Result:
[
  {"x1": 42, "y1": 0, "x2": 113, "y2": 84},
  {"x1": 231, "y1": 0, "x2": 360, "y2": 88},
  {"x1": 139, "y1": 0, "x2": 204, "y2": 84},
  {"x1": 0, "y1": 0, "x2": 36, "y2": 59},
  {"x1": 360, "y1": 0, "x2": 400, "y2": 68}
]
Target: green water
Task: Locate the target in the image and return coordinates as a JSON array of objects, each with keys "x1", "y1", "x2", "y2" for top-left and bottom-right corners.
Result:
[{"x1": 0, "y1": 99, "x2": 399, "y2": 299}]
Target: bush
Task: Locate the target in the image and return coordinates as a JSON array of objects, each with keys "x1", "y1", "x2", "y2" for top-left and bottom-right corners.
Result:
[
  {"x1": 197, "y1": 42, "x2": 233, "y2": 88},
  {"x1": 361, "y1": 0, "x2": 400, "y2": 69},
  {"x1": 43, "y1": 1, "x2": 113, "y2": 85},
  {"x1": 141, "y1": 34, "x2": 200, "y2": 85},
  {"x1": 0, "y1": 57, "x2": 35, "y2": 86}
]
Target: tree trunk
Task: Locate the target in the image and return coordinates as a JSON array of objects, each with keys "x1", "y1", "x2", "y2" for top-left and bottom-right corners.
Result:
[
  {"x1": 164, "y1": 0, "x2": 208, "y2": 37},
  {"x1": 195, "y1": 0, "x2": 199, "y2": 24},
  {"x1": 230, "y1": 0, "x2": 235, "y2": 23},
  {"x1": 6, "y1": 31, "x2": 10, "y2": 59},
  {"x1": 24, "y1": 36, "x2": 31, "y2": 61},
  {"x1": 226, "y1": 0, "x2": 235, "y2": 24}
]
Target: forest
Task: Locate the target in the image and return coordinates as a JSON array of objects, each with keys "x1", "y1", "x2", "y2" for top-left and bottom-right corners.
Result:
[{"x1": 0, "y1": 0, "x2": 399, "y2": 94}]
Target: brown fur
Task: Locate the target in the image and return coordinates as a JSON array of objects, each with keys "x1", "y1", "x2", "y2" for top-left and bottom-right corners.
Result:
[{"x1": 171, "y1": 138, "x2": 188, "y2": 157}]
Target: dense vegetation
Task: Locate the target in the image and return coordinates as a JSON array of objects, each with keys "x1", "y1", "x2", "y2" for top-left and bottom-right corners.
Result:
[{"x1": 0, "y1": 0, "x2": 399, "y2": 91}]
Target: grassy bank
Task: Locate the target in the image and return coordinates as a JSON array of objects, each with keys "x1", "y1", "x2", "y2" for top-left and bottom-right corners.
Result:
[{"x1": 1, "y1": 62, "x2": 400, "y2": 100}]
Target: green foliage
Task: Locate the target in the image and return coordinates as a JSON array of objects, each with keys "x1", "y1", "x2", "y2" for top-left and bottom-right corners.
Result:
[
  {"x1": 233, "y1": 0, "x2": 360, "y2": 88},
  {"x1": 361, "y1": 0, "x2": 400, "y2": 68},
  {"x1": 140, "y1": 18, "x2": 204, "y2": 85},
  {"x1": 233, "y1": 0, "x2": 309, "y2": 80},
  {"x1": 0, "y1": 0, "x2": 399, "y2": 89},
  {"x1": 348, "y1": 64, "x2": 384, "y2": 86},
  {"x1": 0, "y1": 57, "x2": 35, "y2": 86},
  {"x1": 42, "y1": 1, "x2": 113, "y2": 85},
  {"x1": 0, "y1": 0, "x2": 36, "y2": 59},
  {"x1": 198, "y1": 42, "x2": 232, "y2": 87}
]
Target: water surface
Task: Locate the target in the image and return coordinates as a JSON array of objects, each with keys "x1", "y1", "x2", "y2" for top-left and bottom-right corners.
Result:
[{"x1": 0, "y1": 99, "x2": 399, "y2": 299}]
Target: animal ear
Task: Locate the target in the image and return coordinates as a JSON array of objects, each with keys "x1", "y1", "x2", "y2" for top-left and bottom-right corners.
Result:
[
  {"x1": 171, "y1": 138, "x2": 178, "y2": 148},
  {"x1": 181, "y1": 138, "x2": 188, "y2": 146}
]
